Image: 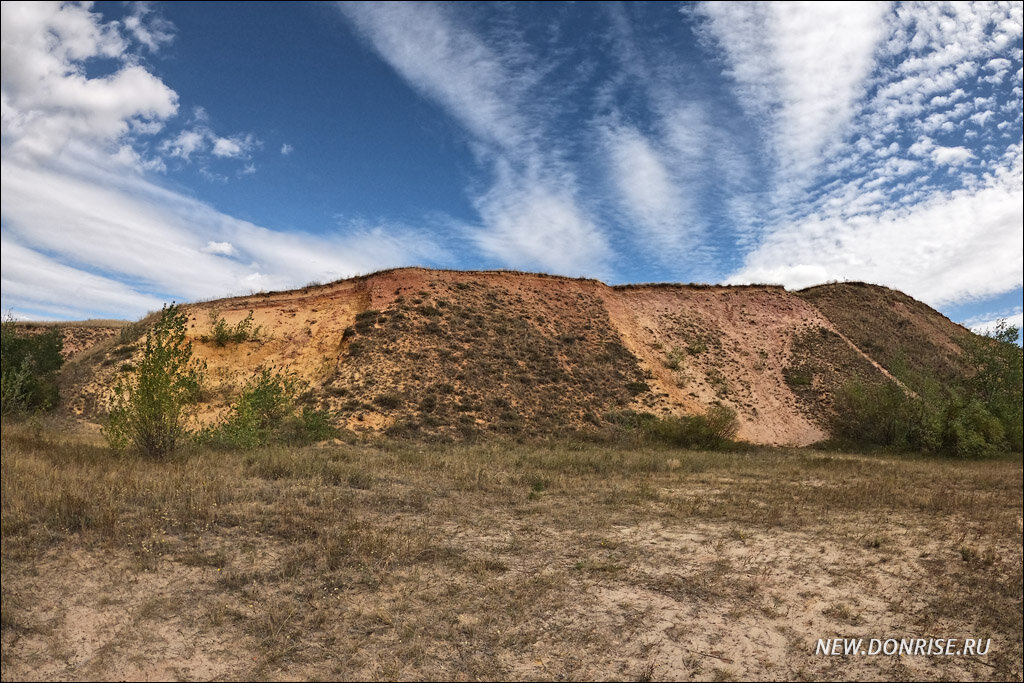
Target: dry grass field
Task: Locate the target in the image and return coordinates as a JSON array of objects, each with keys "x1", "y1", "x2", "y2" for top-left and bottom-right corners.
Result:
[{"x1": 2, "y1": 419, "x2": 1021, "y2": 681}]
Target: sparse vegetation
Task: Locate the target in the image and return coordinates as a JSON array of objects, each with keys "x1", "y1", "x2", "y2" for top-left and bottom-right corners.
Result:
[
  {"x1": 607, "y1": 406, "x2": 739, "y2": 450},
  {"x1": 202, "y1": 369, "x2": 336, "y2": 450},
  {"x1": 2, "y1": 422, "x2": 1020, "y2": 680},
  {"x1": 203, "y1": 309, "x2": 263, "y2": 346}
]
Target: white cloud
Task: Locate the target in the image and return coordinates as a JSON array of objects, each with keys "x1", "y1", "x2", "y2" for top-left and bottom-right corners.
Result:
[
  {"x1": 966, "y1": 311, "x2": 1024, "y2": 338},
  {"x1": 338, "y1": 1, "x2": 611, "y2": 277},
  {"x1": 281, "y1": 143, "x2": 294, "y2": 155},
  {"x1": 470, "y1": 164, "x2": 611, "y2": 276},
  {"x1": 202, "y1": 241, "x2": 237, "y2": 257},
  {"x1": 0, "y1": 3, "x2": 178, "y2": 163},
  {"x1": 970, "y1": 110, "x2": 996, "y2": 126},
  {"x1": 1, "y1": 151, "x2": 447, "y2": 317},
  {"x1": 1, "y1": 235, "x2": 166, "y2": 320},
  {"x1": 161, "y1": 129, "x2": 205, "y2": 160},
  {"x1": 728, "y1": 146, "x2": 1023, "y2": 307},
  {"x1": 931, "y1": 145, "x2": 973, "y2": 165},
  {"x1": 0, "y1": 2, "x2": 444, "y2": 321},
  {"x1": 212, "y1": 134, "x2": 257, "y2": 158},
  {"x1": 338, "y1": 2, "x2": 532, "y2": 154},
  {"x1": 696, "y1": 1, "x2": 890, "y2": 184},
  {"x1": 123, "y1": 2, "x2": 175, "y2": 53},
  {"x1": 602, "y1": 123, "x2": 695, "y2": 255},
  {"x1": 160, "y1": 127, "x2": 259, "y2": 162}
]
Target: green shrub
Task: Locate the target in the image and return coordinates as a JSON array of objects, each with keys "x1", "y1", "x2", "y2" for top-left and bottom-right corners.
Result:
[
  {"x1": 962, "y1": 319, "x2": 1022, "y2": 452},
  {"x1": 833, "y1": 380, "x2": 921, "y2": 449},
  {"x1": 663, "y1": 347, "x2": 685, "y2": 370},
  {"x1": 647, "y1": 406, "x2": 739, "y2": 450},
  {"x1": 105, "y1": 305, "x2": 205, "y2": 458},
  {"x1": 832, "y1": 318, "x2": 1021, "y2": 458},
  {"x1": 205, "y1": 369, "x2": 295, "y2": 450},
  {"x1": 203, "y1": 310, "x2": 262, "y2": 346},
  {"x1": 606, "y1": 406, "x2": 738, "y2": 450},
  {"x1": 374, "y1": 393, "x2": 402, "y2": 410},
  {"x1": 1, "y1": 319, "x2": 64, "y2": 415},
  {"x1": 938, "y1": 398, "x2": 1006, "y2": 459},
  {"x1": 203, "y1": 369, "x2": 336, "y2": 450}
]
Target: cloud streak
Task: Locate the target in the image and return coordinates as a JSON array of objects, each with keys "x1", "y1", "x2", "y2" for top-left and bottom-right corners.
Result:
[{"x1": 1, "y1": 2, "x2": 445, "y2": 320}]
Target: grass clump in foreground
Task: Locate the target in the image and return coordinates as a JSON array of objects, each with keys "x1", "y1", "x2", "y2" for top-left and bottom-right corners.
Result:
[{"x1": 2, "y1": 420, "x2": 1020, "y2": 681}]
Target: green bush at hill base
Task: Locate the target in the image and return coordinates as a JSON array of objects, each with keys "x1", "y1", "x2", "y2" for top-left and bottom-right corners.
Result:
[
  {"x1": 607, "y1": 405, "x2": 739, "y2": 450},
  {"x1": 833, "y1": 320, "x2": 1022, "y2": 458},
  {"x1": 200, "y1": 368, "x2": 336, "y2": 450},
  {"x1": 1, "y1": 318, "x2": 64, "y2": 416}
]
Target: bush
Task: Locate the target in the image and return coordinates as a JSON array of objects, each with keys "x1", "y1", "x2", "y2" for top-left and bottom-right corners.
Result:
[
  {"x1": 606, "y1": 406, "x2": 739, "y2": 450},
  {"x1": 833, "y1": 380, "x2": 921, "y2": 449},
  {"x1": 202, "y1": 310, "x2": 262, "y2": 346},
  {"x1": 832, "y1": 319, "x2": 1021, "y2": 458},
  {"x1": 1, "y1": 318, "x2": 64, "y2": 416},
  {"x1": 203, "y1": 369, "x2": 336, "y2": 450},
  {"x1": 963, "y1": 319, "x2": 1022, "y2": 452},
  {"x1": 105, "y1": 305, "x2": 205, "y2": 458},
  {"x1": 647, "y1": 406, "x2": 739, "y2": 450}
]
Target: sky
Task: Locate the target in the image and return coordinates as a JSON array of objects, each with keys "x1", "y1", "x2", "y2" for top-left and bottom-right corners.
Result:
[{"x1": 1, "y1": 1, "x2": 1022, "y2": 338}]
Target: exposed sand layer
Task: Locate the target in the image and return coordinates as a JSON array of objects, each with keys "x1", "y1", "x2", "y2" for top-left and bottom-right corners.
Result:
[{"x1": 57, "y1": 268, "x2": 973, "y2": 446}]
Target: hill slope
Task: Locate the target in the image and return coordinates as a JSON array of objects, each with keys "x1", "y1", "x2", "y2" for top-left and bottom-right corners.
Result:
[{"x1": 58, "y1": 269, "x2": 977, "y2": 446}]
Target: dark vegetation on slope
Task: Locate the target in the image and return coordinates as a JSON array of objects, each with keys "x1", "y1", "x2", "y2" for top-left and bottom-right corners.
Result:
[
  {"x1": 327, "y1": 278, "x2": 649, "y2": 440},
  {"x1": 799, "y1": 283, "x2": 1022, "y2": 457}
]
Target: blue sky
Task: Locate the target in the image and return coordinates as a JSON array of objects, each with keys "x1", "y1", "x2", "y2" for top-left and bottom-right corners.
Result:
[{"x1": 1, "y1": 2, "x2": 1021, "y2": 337}]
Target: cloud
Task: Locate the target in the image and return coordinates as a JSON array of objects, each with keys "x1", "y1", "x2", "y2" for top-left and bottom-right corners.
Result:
[
  {"x1": 602, "y1": 123, "x2": 696, "y2": 256},
  {"x1": 338, "y1": 1, "x2": 610, "y2": 276},
  {"x1": 728, "y1": 146, "x2": 1023, "y2": 307},
  {"x1": 1, "y1": 2, "x2": 445, "y2": 321},
  {"x1": 281, "y1": 143, "x2": 294, "y2": 155},
  {"x1": 0, "y1": 235, "x2": 166, "y2": 320},
  {"x1": 338, "y1": 2, "x2": 533, "y2": 154},
  {"x1": 212, "y1": 134, "x2": 258, "y2": 158},
  {"x1": 160, "y1": 127, "x2": 259, "y2": 163},
  {"x1": 1, "y1": 0, "x2": 178, "y2": 162},
  {"x1": 966, "y1": 311, "x2": 1024, "y2": 339},
  {"x1": 931, "y1": 145, "x2": 974, "y2": 165},
  {"x1": 123, "y1": 2, "x2": 175, "y2": 53},
  {"x1": 1, "y1": 149, "x2": 447, "y2": 317},
  {"x1": 202, "y1": 241, "x2": 237, "y2": 257},
  {"x1": 470, "y1": 163, "x2": 611, "y2": 276},
  {"x1": 161, "y1": 129, "x2": 205, "y2": 160},
  {"x1": 695, "y1": 1, "x2": 890, "y2": 185}
]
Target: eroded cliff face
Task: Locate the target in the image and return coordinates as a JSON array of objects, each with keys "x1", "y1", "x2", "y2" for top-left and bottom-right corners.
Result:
[{"x1": 59, "y1": 268, "x2": 971, "y2": 446}]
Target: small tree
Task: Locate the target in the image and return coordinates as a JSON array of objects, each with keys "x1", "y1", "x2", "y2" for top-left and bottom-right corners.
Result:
[
  {"x1": 1, "y1": 316, "x2": 64, "y2": 416},
  {"x1": 964, "y1": 319, "x2": 1023, "y2": 452},
  {"x1": 105, "y1": 305, "x2": 205, "y2": 458}
]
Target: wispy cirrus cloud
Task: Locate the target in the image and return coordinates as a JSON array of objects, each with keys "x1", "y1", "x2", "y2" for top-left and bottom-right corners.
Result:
[
  {"x1": 337, "y1": 1, "x2": 613, "y2": 277},
  {"x1": 717, "y1": 1, "x2": 1023, "y2": 309},
  {"x1": 694, "y1": 1, "x2": 891, "y2": 193},
  {"x1": 729, "y1": 143, "x2": 1023, "y2": 307}
]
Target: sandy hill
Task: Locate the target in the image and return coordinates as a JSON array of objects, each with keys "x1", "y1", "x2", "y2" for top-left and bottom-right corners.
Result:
[{"x1": 57, "y1": 268, "x2": 975, "y2": 446}]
